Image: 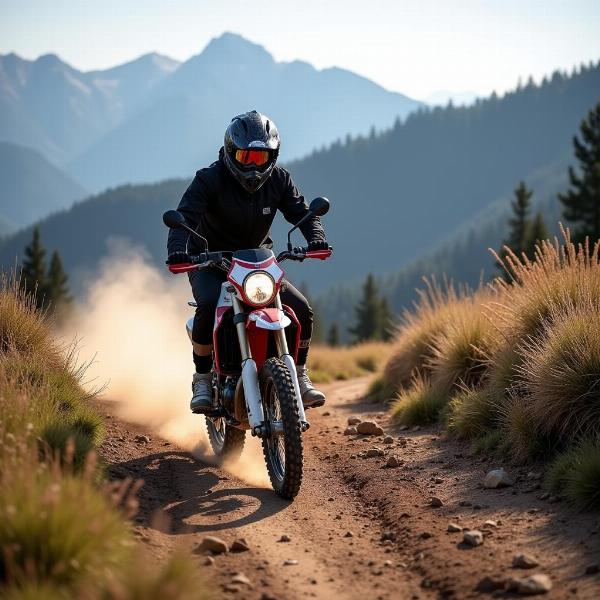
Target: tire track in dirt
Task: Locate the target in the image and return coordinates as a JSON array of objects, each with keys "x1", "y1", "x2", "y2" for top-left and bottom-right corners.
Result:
[
  {"x1": 97, "y1": 378, "x2": 600, "y2": 599},
  {"x1": 97, "y1": 378, "x2": 426, "y2": 599}
]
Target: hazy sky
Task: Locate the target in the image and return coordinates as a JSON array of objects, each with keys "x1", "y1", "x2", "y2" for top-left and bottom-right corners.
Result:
[{"x1": 1, "y1": 0, "x2": 599, "y2": 100}]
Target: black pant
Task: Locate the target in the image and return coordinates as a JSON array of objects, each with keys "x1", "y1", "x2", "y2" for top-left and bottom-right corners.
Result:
[{"x1": 188, "y1": 268, "x2": 313, "y2": 364}]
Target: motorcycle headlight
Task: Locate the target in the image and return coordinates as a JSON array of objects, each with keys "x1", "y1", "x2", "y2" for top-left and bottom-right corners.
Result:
[{"x1": 243, "y1": 272, "x2": 276, "y2": 306}]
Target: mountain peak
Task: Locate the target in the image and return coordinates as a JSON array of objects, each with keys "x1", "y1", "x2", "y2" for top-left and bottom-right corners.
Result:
[{"x1": 200, "y1": 32, "x2": 272, "y2": 64}]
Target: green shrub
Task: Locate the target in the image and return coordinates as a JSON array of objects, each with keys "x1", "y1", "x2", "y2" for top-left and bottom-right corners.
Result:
[
  {"x1": 473, "y1": 430, "x2": 505, "y2": 455},
  {"x1": 366, "y1": 375, "x2": 396, "y2": 403},
  {"x1": 446, "y1": 387, "x2": 497, "y2": 439},
  {"x1": 391, "y1": 377, "x2": 447, "y2": 426},
  {"x1": 547, "y1": 438, "x2": 600, "y2": 510},
  {"x1": 518, "y1": 302, "x2": 600, "y2": 443},
  {"x1": 0, "y1": 447, "x2": 130, "y2": 586}
]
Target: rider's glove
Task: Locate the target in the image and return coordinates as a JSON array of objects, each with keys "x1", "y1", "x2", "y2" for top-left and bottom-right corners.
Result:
[
  {"x1": 166, "y1": 251, "x2": 191, "y2": 265},
  {"x1": 307, "y1": 240, "x2": 330, "y2": 251}
]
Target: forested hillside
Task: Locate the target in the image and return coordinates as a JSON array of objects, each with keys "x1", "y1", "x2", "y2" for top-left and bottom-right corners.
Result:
[
  {"x1": 285, "y1": 63, "x2": 599, "y2": 289},
  {"x1": 0, "y1": 142, "x2": 87, "y2": 229},
  {"x1": 0, "y1": 64, "x2": 596, "y2": 301}
]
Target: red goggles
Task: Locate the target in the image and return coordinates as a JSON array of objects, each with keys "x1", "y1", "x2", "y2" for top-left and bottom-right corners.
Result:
[{"x1": 234, "y1": 149, "x2": 271, "y2": 167}]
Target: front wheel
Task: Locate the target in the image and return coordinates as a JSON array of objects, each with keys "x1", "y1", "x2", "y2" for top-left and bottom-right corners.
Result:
[
  {"x1": 260, "y1": 358, "x2": 303, "y2": 499},
  {"x1": 206, "y1": 417, "x2": 246, "y2": 462}
]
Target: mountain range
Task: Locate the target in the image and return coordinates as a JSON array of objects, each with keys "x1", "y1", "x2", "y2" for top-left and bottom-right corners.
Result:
[
  {"x1": 0, "y1": 142, "x2": 87, "y2": 234},
  {"x1": 0, "y1": 33, "x2": 422, "y2": 194},
  {"x1": 1, "y1": 62, "x2": 596, "y2": 303}
]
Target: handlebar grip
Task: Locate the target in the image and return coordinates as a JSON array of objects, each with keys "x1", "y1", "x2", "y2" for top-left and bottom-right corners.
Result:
[
  {"x1": 305, "y1": 248, "x2": 333, "y2": 260},
  {"x1": 167, "y1": 263, "x2": 198, "y2": 274}
]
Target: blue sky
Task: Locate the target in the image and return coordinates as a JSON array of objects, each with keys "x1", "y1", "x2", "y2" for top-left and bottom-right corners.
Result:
[{"x1": 1, "y1": 0, "x2": 599, "y2": 100}]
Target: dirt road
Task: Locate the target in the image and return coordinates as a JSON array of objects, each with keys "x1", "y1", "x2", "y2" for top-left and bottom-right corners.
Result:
[{"x1": 98, "y1": 378, "x2": 600, "y2": 599}]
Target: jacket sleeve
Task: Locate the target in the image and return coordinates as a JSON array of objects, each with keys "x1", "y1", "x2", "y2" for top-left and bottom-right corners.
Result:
[
  {"x1": 279, "y1": 170, "x2": 326, "y2": 243},
  {"x1": 167, "y1": 172, "x2": 212, "y2": 254}
]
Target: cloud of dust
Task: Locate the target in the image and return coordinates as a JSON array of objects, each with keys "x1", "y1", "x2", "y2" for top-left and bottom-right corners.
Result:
[{"x1": 65, "y1": 244, "x2": 269, "y2": 487}]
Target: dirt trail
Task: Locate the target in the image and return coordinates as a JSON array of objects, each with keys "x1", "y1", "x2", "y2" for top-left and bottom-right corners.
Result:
[{"x1": 98, "y1": 378, "x2": 600, "y2": 600}]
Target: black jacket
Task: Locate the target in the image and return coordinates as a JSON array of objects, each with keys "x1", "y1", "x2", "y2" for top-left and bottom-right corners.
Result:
[{"x1": 167, "y1": 149, "x2": 326, "y2": 255}]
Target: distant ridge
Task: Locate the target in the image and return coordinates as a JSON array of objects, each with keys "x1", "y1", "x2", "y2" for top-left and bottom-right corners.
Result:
[
  {"x1": 0, "y1": 33, "x2": 423, "y2": 192},
  {"x1": 0, "y1": 142, "x2": 87, "y2": 229},
  {"x1": 67, "y1": 32, "x2": 423, "y2": 190}
]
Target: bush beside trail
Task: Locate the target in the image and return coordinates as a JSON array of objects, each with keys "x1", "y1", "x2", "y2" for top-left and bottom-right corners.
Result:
[
  {"x1": 376, "y1": 231, "x2": 600, "y2": 510},
  {"x1": 0, "y1": 276, "x2": 208, "y2": 598}
]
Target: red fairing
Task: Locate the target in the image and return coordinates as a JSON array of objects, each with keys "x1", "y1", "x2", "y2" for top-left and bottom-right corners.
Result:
[
  {"x1": 246, "y1": 321, "x2": 270, "y2": 370},
  {"x1": 305, "y1": 249, "x2": 332, "y2": 261},
  {"x1": 168, "y1": 263, "x2": 197, "y2": 274},
  {"x1": 245, "y1": 309, "x2": 285, "y2": 369}
]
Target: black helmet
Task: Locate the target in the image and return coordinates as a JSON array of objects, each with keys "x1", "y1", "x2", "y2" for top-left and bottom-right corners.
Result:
[{"x1": 223, "y1": 110, "x2": 280, "y2": 193}]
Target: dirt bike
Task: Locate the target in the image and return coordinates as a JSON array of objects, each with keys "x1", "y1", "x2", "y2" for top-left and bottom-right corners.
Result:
[{"x1": 162, "y1": 197, "x2": 331, "y2": 499}]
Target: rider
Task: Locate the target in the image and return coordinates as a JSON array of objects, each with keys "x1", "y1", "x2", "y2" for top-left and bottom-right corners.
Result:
[{"x1": 167, "y1": 110, "x2": 329, "y2": 414}]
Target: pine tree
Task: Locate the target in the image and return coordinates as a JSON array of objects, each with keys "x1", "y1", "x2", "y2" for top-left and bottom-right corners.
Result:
[
  {"x1": 497, "y1": 182, "x2": 534, "y2": 280},
  {"x1": 21, "y1": 227, "x2": 48, "y2": 309},
  {"x1": 327, "y1": 323, "x2": 340, "y2": 347},
  {"x1": 47, "y1": 250, "x2": 72, "y2": 311},
  {"x1": 506, "y1": 181, "x2": 533, "y2": 254},
  {"x1": 525, "y1": 212, "x2": 549, "y2": 258},
  {"x1": 379, "y1": 297, "x2": 394, "y2": 342},
  {"x1": 559, "y1": 101, "x2": 600, "y2": 244},
  {"x1": 349, "y1": 274, "x2": 384, "y2": 343}
]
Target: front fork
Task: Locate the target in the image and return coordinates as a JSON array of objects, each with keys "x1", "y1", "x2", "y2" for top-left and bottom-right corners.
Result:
[{"x1": 231, "y1": 292, "x2": 309, "y2": 436}]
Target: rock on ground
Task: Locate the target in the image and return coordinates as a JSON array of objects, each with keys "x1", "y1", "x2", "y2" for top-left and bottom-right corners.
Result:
[
  {"x1": 344, "y1": 426, "x2": 358, "y2": 435},
  {"x1": 386, "y1": 455, "x2": 401, "y2": 468},
  {"x1": 356, "y1": 421, "x2": 384, "y2": 436},
  {"x1": 230, "y1": 538, "x2": 250, "y2": 552},
  {"x1": 347, "y1": 416, "x2": 362, "y2": 425},
  {"x1": 484, "y1": 468, "x2": 514, "y2": 489},
  {"x1": 507, "y1": 574, "x2": 552, "y2": 595},
  {"x1": 365, "y1": 447, "x2": 384, "y2": 458},
  {"x1": 231, "y1": 572, "x2": 252, "y2": 587},
  {"x1": 463, "y1": 530, "x2": 484, "y2": 547},
  {"x1": 513, "y1": 553, "x2": 540, "y2": 569},
  {"x1": 194, "y1": 536, "x2": 228, "y2": 555}
]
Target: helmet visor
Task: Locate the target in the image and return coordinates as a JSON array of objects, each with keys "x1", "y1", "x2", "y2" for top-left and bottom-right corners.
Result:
[{"x1": 234, "y1": 149, "x2": 271, "y2": 167}]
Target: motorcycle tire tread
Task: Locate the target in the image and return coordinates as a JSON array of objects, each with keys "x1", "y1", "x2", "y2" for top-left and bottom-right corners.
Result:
[
  {"x1": 206, "y1": 419, "x2": 246, "y2": 462},
  {"x1": 260, "y1": 357, "x2": 303, "y2": 500}
]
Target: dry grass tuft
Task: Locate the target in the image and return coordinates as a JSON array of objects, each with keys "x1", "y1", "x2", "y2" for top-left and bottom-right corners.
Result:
[
  {"x1": 517, "y1": 301, "x2": 600, "y2": 442},
  {"x1": 0, "y1": 275, "x2": 208, "y2": 597},
  {"x1": 547, "y1": 438, "x2": 600, "y2": 510},
  {"x1": 391, "y1": 376, "x2": 447, "y2": 426},
  {"x1": 379, "y1": 230, "x2": 600, "y2": 506},
  {"x1": 446, "y1": 387, "x2": 498, "y2": 439}
]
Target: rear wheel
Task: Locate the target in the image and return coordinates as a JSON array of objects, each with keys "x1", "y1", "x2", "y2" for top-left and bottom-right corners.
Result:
[
  {"x1": 260, "y1": 358, "x2": 303, "y2": 499},
  {"x1": 206, "y1": 417, "x2": 246, "y2": 462}
]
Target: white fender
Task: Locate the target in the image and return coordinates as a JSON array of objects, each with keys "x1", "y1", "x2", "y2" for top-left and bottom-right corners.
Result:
[
  {"x1": 249, "y1": 309, "x2": 291, "y2": 331},
  {"x1": 241, "y1": 358, "x2": 266, "y2": 432}
]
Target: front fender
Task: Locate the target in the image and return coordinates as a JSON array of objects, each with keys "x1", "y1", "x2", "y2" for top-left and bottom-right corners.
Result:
[{"x1": 247, "y1": 308, "x2": 291, "y2": 331}]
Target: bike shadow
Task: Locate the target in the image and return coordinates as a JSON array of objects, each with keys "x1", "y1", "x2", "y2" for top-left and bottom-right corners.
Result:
[{"x1": 109, "y1": 450, "x2": 288, "y2": 535}]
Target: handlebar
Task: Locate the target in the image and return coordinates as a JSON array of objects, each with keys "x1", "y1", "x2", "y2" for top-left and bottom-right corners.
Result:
[
  {"x1": 167, "y1": 247, "x2": 332, "y2": 274},
  {"x1": 276, "y1": 247, "x2": 333, "y2": 263},
  {"x1": 167, "y1": 251, "x2": 232, "y2": 274}
]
